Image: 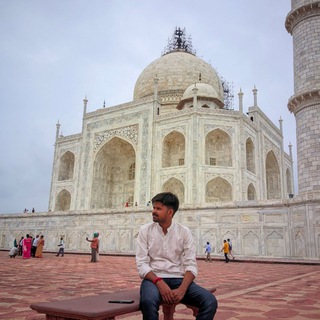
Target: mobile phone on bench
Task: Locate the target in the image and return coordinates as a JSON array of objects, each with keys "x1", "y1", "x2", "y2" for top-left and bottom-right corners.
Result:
[{"x1": 108, "y1": 299, "x2": 134, "y2": 304}]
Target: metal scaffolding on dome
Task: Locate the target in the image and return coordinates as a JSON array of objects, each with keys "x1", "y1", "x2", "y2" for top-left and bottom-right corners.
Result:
[
  {"x1": 221, "y1": 76, "x2": 234, "y2": 110},
  {"x1": 162, "y1": 27, "x2": 196, "y2": 56}
]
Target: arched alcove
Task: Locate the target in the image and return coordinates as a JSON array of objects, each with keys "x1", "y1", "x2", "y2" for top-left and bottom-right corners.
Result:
[
  {"x1": 205, "y1": 177, "x2": 232, "y2": 202},
  {"x1": 162, "y1": 177, "x2": 185, "y2": 205},
  {"x1": 243, "y1": 231, "x2": 259, "y2": 256},
  {"x1": 162, "y1": 131, "x2": 185, "y2": 168},
  {"x1": 205, "y1": 129, "x2": 232, "y2": 166},
  {"x1": 55, "y1": 189, "x2": 71, "y2": 211},
  {"x1": 266, "y1": 151, "x2": 280, "y2": 199},
  {"x1": 91, "y1": 137, "x2": 136, "y2": 209},
  {"x1": 266, "y1": 231, "x2": 285, "y2": 256},
  {"x1": 58, "y1": 151, "x2": 75, "y2": 181},
  {"x1": 247, "y1": 183, "x2": 256, "y2": 200},
  {"x1": 246, "y1": 138, "x2": 255, "y2": 174}
]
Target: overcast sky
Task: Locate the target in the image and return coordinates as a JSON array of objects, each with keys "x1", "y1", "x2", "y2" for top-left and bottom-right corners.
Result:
[{"x1": 0, "y1": 0, "x2": 295, "y2": 214}]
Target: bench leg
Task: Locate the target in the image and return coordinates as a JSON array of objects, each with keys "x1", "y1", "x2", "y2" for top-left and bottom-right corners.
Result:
[
  {"x1": 185, "y1": 304, "x2": 199, "y2": 317},
  {"x1": 162, "y1": 304, "x2": 176, "y2": 320}
]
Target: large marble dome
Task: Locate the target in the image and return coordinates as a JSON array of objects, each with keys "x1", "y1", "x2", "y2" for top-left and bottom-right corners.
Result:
[{"x1": 133, "y1": 50, "x2": 224, "y2": 102}]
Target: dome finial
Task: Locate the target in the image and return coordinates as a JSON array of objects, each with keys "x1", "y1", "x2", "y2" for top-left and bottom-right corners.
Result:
[{"x1": 162, "y1": 27, "x2": 196, "y2": 56}]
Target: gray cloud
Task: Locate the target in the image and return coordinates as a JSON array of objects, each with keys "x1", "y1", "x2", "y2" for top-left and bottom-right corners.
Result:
[{"x1": 0, "y1": 0, "x2": 296, "y2": 213}]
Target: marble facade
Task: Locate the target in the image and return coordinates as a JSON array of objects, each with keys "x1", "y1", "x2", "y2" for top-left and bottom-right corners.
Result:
[
  {"x1": 1, "y1": 2, "x2": 320, "y2": 260},
  {"x1": 1, "y1": 196, "x2": 319, "y2": 259}
]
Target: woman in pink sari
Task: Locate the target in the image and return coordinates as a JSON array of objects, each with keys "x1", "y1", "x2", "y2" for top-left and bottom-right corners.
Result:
[
  {"x1": 22, "y1": 234, "x2": 32, "y2": 259},
  {"x1": 35, "y1": 235, "x2": 44, "y2": 258}
]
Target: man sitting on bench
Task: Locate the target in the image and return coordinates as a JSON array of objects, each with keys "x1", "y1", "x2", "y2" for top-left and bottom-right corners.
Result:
[{"x1": 136, "y1": 192, "x2": 217, "y2": 320}]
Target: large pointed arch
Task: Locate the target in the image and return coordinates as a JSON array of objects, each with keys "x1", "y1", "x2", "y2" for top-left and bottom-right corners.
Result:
[
  {"x1": 246, "y1": 138, "x2": 255, "y2": 173},
  {"x1": 58, "y1": 151, "x2": 75, "y2": 181},
  {"x1": 266, "y1": 151, "x2": 280, "y2": 199},
  {"x1": 205, "y1": 177, "x2": 232, "y2": 202},
  {"x1": 205, "y1": 129, "x2": 232, "y2": 167},
  {"x1": 55, "y1": 189, "x2": 71, "y2": 211},
  {"x1": 91, "y1": 137, "x2": 136, "y2": 209},
  {"x1": 162, "y1": 131, "x2": 185, "y2": 167},
  {"x1": 162, "y1": 177, "x2": 185, "y2": 205}
]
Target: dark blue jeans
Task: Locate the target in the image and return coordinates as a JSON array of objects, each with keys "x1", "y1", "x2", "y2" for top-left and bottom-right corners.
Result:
[
  {"x1": 140, "y1": 278, "x2": 217, "y2": 320},
  {"x1": 57, "y1": 248, "x2": 64, "y2": 256}
]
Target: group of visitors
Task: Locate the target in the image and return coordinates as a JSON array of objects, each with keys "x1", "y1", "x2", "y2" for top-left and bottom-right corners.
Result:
[
  {"x1": 10, "y1": 234, "x2": 45, "y2": 259},
  {"x1": 204, "y1": 239, "x2": 235, "y2": 263},
  {"x1": 221, "y1": 239, "x2": 235, "y2": 263},
  {"x1": 10, "y1": 235, "x2": 67, "y2": 259}
]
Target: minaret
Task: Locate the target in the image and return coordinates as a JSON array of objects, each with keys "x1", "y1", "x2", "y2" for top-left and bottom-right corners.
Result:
[
  {"x1": 55, "y1": 120, "x2": 61, "y2": 141},
  {"x1": 286, "y1": 1, "x2": 320, "y2": 194},
  {"x1": 82, "y1": 96, "x2": 88, "y2": 132},
  {"x1": 49, "y1": 120, "x2": 61, "y2": 211},
  {"x1": 252, "y1": 86, "x2": 258, "y2": 107},
  {"x1": 238, "y1": 88, "x2": 244, "y2": 113}
]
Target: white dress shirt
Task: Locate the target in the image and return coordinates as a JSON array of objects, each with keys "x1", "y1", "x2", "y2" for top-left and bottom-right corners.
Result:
[
  {"x1": 33, "y1": 237, "x2": 40, "y2": 247},
  {"x1": 59, "y1": 239, "x2": 65, "y2": 249},
  {"x1": 136, "y1": 221, "x2": 198, "y2": 279}
]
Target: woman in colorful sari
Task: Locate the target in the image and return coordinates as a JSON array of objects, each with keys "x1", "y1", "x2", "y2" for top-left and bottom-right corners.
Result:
[
  {"x1": 35, "y1": 235, "x2": 45, "y2": 258},
  {"x1": 22, "y1": 234, "x2": 32, "y2": 259}
]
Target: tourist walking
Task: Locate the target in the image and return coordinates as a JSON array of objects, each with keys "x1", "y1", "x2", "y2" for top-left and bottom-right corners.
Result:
[
  {"x1": 221, "y1": 240, "x2": 229, "y2": 263},
  {"x1": 56, "y1": 237, "x2": 65, "y2": 257},
  {"x1": 205, "y1": 241, "x2": 212, "y2": 262},
  {"x1": 227, "y1": 238, "x2": 235, "y2": 259},
  {"x1": 35, "y1": 235, "x2": 45, "y2": 258}
]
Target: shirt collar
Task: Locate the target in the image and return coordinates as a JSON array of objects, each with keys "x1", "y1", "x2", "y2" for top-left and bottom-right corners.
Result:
[{"x1": 156, "y1": 221, "x2": 175, "y2": 233}]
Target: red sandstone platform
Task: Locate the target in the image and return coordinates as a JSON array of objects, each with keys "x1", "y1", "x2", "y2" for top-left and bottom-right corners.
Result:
[{"x1": 0, "y1": 251, "x2": 319, "y2": 320}]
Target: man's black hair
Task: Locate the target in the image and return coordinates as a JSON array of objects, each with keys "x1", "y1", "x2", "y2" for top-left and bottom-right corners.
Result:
[{"x1": 151, "y1": 192, "x2": 179, "y2": 213}]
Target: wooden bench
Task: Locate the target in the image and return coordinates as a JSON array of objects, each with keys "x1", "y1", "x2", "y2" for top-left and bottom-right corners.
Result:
[{"x1": 30, "y1": 287, "x2": 216, "y2": 320}]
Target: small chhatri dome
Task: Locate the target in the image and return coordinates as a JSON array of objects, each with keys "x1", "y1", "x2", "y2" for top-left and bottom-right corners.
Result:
[
  {"x1": 182, "y1": 83, "x2": 220, "y2": 100},
  {"x1": 133, "y1": 27, "x2": 224, "y2": 105},
  {"x1": 177, "y1": 83, "x2": 224, "y2": 109}
]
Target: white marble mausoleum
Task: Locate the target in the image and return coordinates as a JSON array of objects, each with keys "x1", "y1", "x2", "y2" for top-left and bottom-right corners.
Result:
[{"x1": 1, "y1": 1, "x2": 320, "y2": 260}]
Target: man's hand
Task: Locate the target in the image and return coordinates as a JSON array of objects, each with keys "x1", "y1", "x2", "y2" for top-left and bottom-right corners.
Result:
[
  {"x1": 172, "y1": 287, "x2": 187, "y2": 303},
  {"x1": 156, "y1": 281, "x2": 176, "y2": 304}
]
